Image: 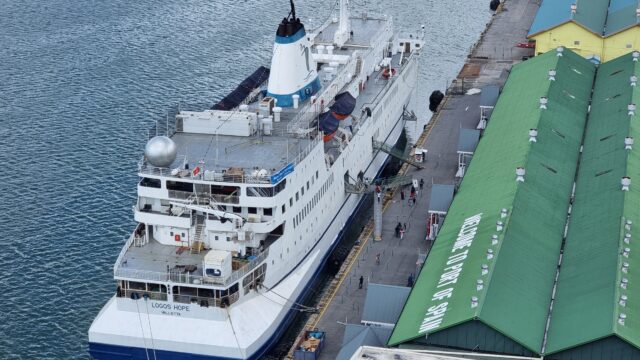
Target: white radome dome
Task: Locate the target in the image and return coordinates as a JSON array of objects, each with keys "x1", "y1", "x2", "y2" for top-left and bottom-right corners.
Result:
[{"x1": 145, "y1": 136, "x2": 177, "y2": 168}]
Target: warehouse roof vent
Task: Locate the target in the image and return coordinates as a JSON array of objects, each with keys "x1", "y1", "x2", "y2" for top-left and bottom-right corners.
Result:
[
  {"x1": 529, "y1": 128, "x2": 538, "y2": 142},
  {"x1": 481, "y1": 264, "x2": 489, "y2": 275},
  {"x1": 516, "y1": 167, "x2": 526, "y2": 182},
  {"x1": 624, "y1": 233, "x2": 631, "y2": 244},
  {"x1": 540, "y1": 97, "x2": 548, "y2": 109},
  {"x1": 625, "y1": 136, "x2": 634, "y2": 150},
  {"x1": 628, "y1": 104, "x2": 636, "y2": 116},
  {"x1": 631, "y1": 75, "x2": 638, "y2": 87},
  {"x1": 633, "y1": 51, "x2": 640, "y2": 62},
  {"x1": 491, "y1": 234, "x2": 499, "y2": 245},
  {"x1": 621, "y1": 278, "x2": 629, "y2": 289},
  {"x1": 622, "y1": 176, "x2": 631, "y2": 191},
  {"x1": 557, "y1": 46, "x2": 565, "y2": 57},
  {"x1": 620, "y1": 295, "x2": 628, "y2": 307},
  {"x1": 570, "y1": 3, "x2": 577, "y2": 15},
  {"x1": 623, "y1": 247, "x2": 631, "y2": 258},
  {"x1": 626, "y1": 219, "x2": 633, "y2": 230},
  {"x1": 622, "y1": 261, "x2": 630, "y2": 273},
  {"x1": 500, "y1": 208, "x2": 508, "y2": 218},
  {"x1": 548, "y1": 69, "x2": 556, "y2": 81},
  {"x1": 619, "y1": 313, "x2": 627, "y2": 325},
  {"x1": 487, "y1": 249, "x2": 494, "y2": 260},
  {"x1": 476, "y1": 279, "x2": 484, "y2": 291},
  {"x1": 471, "y1": 296, "x2": 479, "y2": 308}
]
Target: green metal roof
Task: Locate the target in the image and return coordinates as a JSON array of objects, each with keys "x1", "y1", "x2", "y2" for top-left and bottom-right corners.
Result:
[
  {"x1": 388, "y1": 50, "x2": 596, "y2": 353},
  {"x1": 605, "y1": 1, "x2": 640, "y2": 36},
  {"x1": 528, "y1": 0, "x2": 610, "y2": 37},
  {"x1": 545, "y1": 53, "x2": 640, "y2": 355}
]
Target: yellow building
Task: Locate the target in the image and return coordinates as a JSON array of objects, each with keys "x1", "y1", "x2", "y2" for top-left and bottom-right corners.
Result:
[
  {"x1": 527, "y1": 0, "x2": 640, "y2": 62},
  {"x1": 529, "y1": 22, "x2": 603, "y2": 61},
  {"x1": 602, "y1": 0, "x2": 640, "y2": 61}
]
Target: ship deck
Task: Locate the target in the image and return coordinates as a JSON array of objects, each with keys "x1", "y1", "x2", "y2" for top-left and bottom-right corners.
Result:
[
  {"x1": 163, "y1": 53, "x2": 403, "y2": 174},
  {"x1": 119, "y1": 239, "x2": 207, "y2": 278}
]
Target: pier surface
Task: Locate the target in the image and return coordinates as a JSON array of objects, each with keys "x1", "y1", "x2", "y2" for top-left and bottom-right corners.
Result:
[{"x1": 287, "y1": 0, "x2": 539, "y2": 358}]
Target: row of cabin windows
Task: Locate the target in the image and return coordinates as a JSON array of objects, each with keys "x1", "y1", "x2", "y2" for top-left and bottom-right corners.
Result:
[
  {"x1": 158, "y1": 199, "x2": 273, "y2": 218},
  {"x1": 282, "y1": 170, "x2": 320, "y2": 215},
  {"x1": 293, "y1": 173, "x2": 333, "y2": 229},
  {"x1": 140, "y1": 178, "x2": 286, "y2": 197},
  {"x1": 123, "y1": 281, "x2": 239, "y2": 298},
  {"x1": 227, "y1": 206, "x2": 273, "y2": 216}
]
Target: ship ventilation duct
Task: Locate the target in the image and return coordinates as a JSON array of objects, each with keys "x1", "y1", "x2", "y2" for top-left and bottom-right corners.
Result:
[{"x1": 266, "y1": 0, "x2": 320, "y2": 108}]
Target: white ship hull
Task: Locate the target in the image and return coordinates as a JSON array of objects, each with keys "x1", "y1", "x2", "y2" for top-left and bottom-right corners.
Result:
[{"x1": 89, "y1": 4, "x2": 423, "y2": 357}]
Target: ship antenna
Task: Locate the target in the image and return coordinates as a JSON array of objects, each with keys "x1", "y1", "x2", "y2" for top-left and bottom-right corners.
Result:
[{"x1": 290, "y1": 0, "x2": 296, "y2": 20}]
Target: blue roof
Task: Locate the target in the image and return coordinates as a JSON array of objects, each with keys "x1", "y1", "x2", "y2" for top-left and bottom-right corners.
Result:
[
  {"x1": 605, "y1": 0, "x2": 640, "y2": 36},
  {"x1": 528, "y1": 0, "x2": 610, "y2": 37}
]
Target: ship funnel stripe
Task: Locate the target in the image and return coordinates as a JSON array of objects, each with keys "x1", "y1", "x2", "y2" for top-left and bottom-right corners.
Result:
[
  {"x1": 275, "y1": 27, "x2": 306, "y2": 44},
  {"x1": 267, "y1": 76, "x2": 321, "y2": 108}
]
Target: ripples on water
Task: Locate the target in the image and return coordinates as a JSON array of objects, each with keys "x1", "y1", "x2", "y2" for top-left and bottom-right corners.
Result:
[{"x1": 0, "y1": 0, "x2": 490, "y2": 358}]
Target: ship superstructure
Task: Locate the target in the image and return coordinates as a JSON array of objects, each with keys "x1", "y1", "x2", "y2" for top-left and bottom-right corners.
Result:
[{"x1": 89, "y1": 1, "x2": 423, "y2": 358}]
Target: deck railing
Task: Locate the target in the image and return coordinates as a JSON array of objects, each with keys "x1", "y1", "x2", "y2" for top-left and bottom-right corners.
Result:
[{"x1": 114, "y1": 248, "x2": 270, "y2": 287}]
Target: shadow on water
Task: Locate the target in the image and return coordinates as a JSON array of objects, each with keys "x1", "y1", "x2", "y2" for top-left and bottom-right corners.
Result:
[{"x1": 264, "y1": 129, "x2": 408, "y2": 359}]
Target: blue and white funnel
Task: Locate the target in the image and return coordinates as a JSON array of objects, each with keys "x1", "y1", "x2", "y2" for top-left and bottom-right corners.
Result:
[{"x1": 267, "y1": 0, "x2": 320, "y2": 108}]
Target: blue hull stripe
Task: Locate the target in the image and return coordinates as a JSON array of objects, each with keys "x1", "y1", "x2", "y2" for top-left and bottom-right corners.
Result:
[{"x1": 89, "y1": 116, "x2": 405, "y2": 360}]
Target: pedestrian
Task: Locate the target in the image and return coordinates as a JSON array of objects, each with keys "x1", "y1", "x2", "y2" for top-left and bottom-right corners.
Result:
[
  {"x1": 419, "y1": 178, "x2": 424, "y2": 190},
  {"x1": 359, "y1": 275, "x2": 364, "y2": 289},
  {"x1": 376, "y1": 253, "x2": 381, "y2": 265},
  {"x1": 395, "y1": 223, "x2": 401, "y2": 238},
  {"x1": 377, "y1": 192, "x2": 381, "y2": 203},
  {"x1": 412, "y1": 197, "x2": 417, "y2": 206},
  {"x1": 404, "y1": 222, "x2": 407, "y2": 231},
  {"x1": 410, "y1": 185, "x2": 416, "y2": 196},
  {"x1": 400, "y1": 227, "x2": 405, "y2": 239},
  {"x1": 400, "y1": 189, "x2": 405, "y2": 200},
  {"x1": 407, "y1": 273, "x2": 414, "y2": 287}
]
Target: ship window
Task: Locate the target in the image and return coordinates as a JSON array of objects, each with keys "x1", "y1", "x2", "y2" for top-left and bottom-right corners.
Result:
[
  {"x1": 574, "y1": 40, "x2": 580, "y2": 45},
  {"x1": 167, "y1": 181, "x2": 194, "y2": 193},
  {"x1": 290, "y1": 198, "x2": 293, "y2": 206},
  {"x1": 296, "y1": 192, "x2": 299, "y2": 201},
  {"x1": 264, "y1": 208, "x2": 273, "y2": 216},
  {"x1": 140, "y1": 177, "x2": 161, "y2": 188},
  {"x1": 316, "y1": 171, "x2": 319, "y2": 179},
  {"x1": 233, "y1": 206, "x2": 241, "y2": 213},
  {"x1": 227, "y1": 236, "x2": 231, "y2": 241},
  {"x1": 282, "y1": 205, "x2": 286, "y2": 214},
  {"x1": 306, "y1": 181, "x2": 310, "y2": 190},
  {"x1": 170, "y1": 232, "x2": 174, "y2": 236},
  {"x1": 215, "y1": 235, "x2": 219, "y2": 241},
  {"x1": 301, "y1": 187, "x2": 305, "y2": 195},
  {"x1": 127, "y1": 281, "x2": 146, "y2": 290},
  {"x1": 248, "y1": 207, "x2": 257, "y2": 214},
  {"x1": 182, "y1": 233, "x2": 185, "y2": 237}
]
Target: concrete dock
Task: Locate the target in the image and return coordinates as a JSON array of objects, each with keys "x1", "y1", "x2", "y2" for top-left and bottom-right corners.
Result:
[{"x1": 287, "y1": 0, "x2": 539, "y2": 358}]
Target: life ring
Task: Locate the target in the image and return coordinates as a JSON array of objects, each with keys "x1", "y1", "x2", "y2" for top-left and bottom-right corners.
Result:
[{"x1": 382, "y1": 68, "x2": 396, "y2": 79}]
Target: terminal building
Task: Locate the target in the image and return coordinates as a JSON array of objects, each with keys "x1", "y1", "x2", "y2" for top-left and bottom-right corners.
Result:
[
  {"x1": 387, "y1": 49, "x2": 640, "y2": 359},
  {"x1": 528, "y1": 0, "x2": 640, "y2": 62}
]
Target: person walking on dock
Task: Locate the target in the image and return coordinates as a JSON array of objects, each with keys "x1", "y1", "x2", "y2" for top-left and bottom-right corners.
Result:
[
  {"x1": 375, "y1": 253, "x2": 381, "y2": 265},
  {"x1": 400, "y1": 226, "x2": 405, "y2": 239},
  {"x1": 359, "y1": 275, "x2": 364, "y2": 289},
  {"x1": 400, "y1": 189, "x2": 405, "y2": 201},
  {"x1": 407, "y1": 273, "x2": 414, "y2": 287},
  {"x1": 419, "y1": 178, "x2": 424, "y2": 191},
  {"x1": 395, "y1": 222, "x2": 401, "y2": 238}
]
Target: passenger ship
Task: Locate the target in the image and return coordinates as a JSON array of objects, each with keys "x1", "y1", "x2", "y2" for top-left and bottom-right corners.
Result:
[{"x1": 88, "y1": 1, "x2": 423, "y2": 358}]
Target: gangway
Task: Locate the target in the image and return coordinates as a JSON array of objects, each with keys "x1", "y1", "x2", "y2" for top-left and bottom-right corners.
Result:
[{"x1": 372, "y1": 140, "x2": 424, "y2": 169}]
